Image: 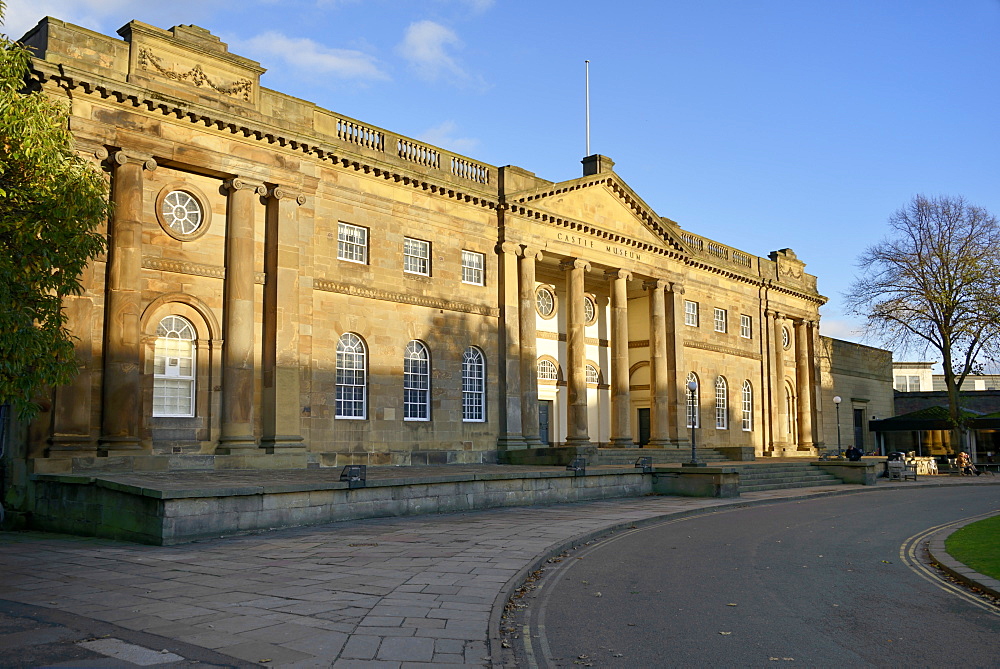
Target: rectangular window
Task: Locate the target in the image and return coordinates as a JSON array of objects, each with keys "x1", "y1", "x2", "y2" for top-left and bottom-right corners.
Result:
[
  {"x1": 462, "y1": 250, "x2": 485, "y2": 285},
  {"x1": 338, "y1": 222, "x2": 368, "y2": 264},
  {"x1": 714, "y1": 308, "x2": 727, "y2": 333},
  {"x1": 740, "y1": 314, "x2": 752, "y2": 339},
  {"x1": 684, "y1": 300, "x2": 699, "y2": 327},
  {"x1": 404, "y1": 237, "x2": 430, "y2": 275}
]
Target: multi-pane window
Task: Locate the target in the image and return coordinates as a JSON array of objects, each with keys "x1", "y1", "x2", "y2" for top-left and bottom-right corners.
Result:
[
  {"x1": 336, "y1": 333, "x2": 367, "y2": 418},
  {"x1": 462, "y1": 347, "x2": 485, "y2": 422},
  {"x1": 538, "y1": 359, "x2": 558, "y2": 381},
  {"x1": 462, "y1": 250, "x2": 485, "y2": 285},
  {"x1": 742, "y1": 380, "x2": 753, "y2": 431},
  {"x1": 714, "y1": 308, "x2": 727, "y2": 333},
  {"x1": 685, "y1": 300, "x2": 699, "y2": 327},
  {"x1": 894, "y1": 376, "x2": 921, "y2": 392},
  {"x1": 153, "y1": 316, "x2": 196, "y2": 417},
  {"x1": 338, "y1": 222, "x2": 368, "y2": 263},
  {"x1": 715, "y1": 376, "x2": 728, "y2": 429},
  {"x1": 161, "y1": 191, "x2": 203, "y2": 235},
  {"x1": 686, "y1": 372, "x2": 699, "y2": 428},
  {"x1": 403, "y1": 237, "x2": 430, "y2": 275},
  {"x1": 404, "y1": 341, "x2": 430, "y2": 420},
  {"x1": 586, "y1": 364, "x2": 600, "y2": 385},
  {"x1": 740, "y1": 314, "x2": 752, "y2": 339},
  {"x1": 536, "y1": 287, "x2": 555, "y2": 317},
  {"x1": 584, "y1": 296, "x2": 596, "y2": 324},
  {"x1": 786, "y1": 385, "x2": 795, "y2": 435},
  {"x1": 782, "y1": 326, "x2": 791, "y2": 349}
]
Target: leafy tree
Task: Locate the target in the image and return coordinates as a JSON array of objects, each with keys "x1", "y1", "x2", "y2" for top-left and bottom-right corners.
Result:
[
  {"x1": 846, "y1": 195, "x2": 1000, "y2": 449},
  {"x1": 0, "y1": 5, "x2": 111, "y2": 419}
]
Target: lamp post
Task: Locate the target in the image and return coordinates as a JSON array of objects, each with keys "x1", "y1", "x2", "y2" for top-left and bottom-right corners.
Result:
[
  {"x1": 688, "y1": 379, "x2": 698, "y2": 464},
  {"x1": 833, "y1": 395, "x2": 842, "y2": 456}
]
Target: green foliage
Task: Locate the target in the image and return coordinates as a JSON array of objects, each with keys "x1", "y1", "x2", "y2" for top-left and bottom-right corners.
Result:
[
  {"x1": 0, "y1": 13, "x2": 111, "y2": 419},
  {"x1": 944, "y1": 514, "x2": 1000, "y2": 581}
]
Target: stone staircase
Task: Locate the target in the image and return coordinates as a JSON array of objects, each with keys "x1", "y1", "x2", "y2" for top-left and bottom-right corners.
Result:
[
  {"x1": 730, "y1": 462, "x2": 844, "y2": 493},
  {"x1": 595, "y1": 447, "x2": 729, "y2": 466}
]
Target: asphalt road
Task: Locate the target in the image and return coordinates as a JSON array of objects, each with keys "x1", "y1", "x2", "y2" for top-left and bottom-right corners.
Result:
[{"x1": 507, "y1": 487, "x2": 1000, "y2": 668}]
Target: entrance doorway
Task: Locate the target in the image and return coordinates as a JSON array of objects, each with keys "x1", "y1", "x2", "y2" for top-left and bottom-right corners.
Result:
[
  {"x1": 637, "y1": 408, "x2": 650, "y2": 447},
  {"x1": 853, "y1": 408, "x2": 866, "y2": 451},
  {"x1": 539, "y1": 400, "x2": 553, "y2": 445}
]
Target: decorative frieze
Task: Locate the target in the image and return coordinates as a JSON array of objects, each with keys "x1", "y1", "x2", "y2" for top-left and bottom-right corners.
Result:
[
  {"x1": 313, "y1": 279, "x2": 499, "y2": 318},
  {"x1": 141, "y1": 257, "x2": 266, "y2": 284},
  {"x1": 138, "y1": 48, "x2": 253, "y2": 101},
  {"x1": 684, "y1": 339, "x2": 763, "y2": 361}
]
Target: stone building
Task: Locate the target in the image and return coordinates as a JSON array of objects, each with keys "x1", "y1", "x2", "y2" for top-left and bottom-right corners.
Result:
[
  {"x1": 817, "y1": 338, "x2": 894, "y2": 454},
  {"x1": 17, "y1": 18, "x2": 844, "y2": 475}
]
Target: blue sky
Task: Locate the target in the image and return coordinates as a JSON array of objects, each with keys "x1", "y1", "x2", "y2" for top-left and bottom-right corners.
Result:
[{"x1": 5, "y1": 0, "x2": 1000, "y2": 361}]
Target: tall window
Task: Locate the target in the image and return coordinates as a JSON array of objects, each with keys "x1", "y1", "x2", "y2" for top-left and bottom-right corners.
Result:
[
  {"x1": 740, "y1": 314, "x2": 752, "y2": 339},
  {"x1": 404, "y1": 237, "x2": 430, "y2": 275},
  {"x1": 786, "y1": 384, "x2": 796, "y2": 435},
  {"x1": 538, "y1": 359, "x2": 558, "y2": 381},
  {"x1": 715, "y1": 376, "x2": 728, "y2": 429},
  {"x1": 742, "y1": 381, "x2": 753, "y2": 431},
  {"x1": 586, "y1": 364, "x2": 600, "y2": 385},
  {"x1": 462, "y1": 250, "x2": 485, "y2": 285},
  {"x1": 153, "y1": 316, "x2": 196, "y2": 417},
  {"x1": 686, "y1": 372, "x2": 699, "y2": 428},
  {"x1": 336, "y1": 333, "x2": 367, "y2": 418},
  {"x1": 338, "y1": 222, "x2": 368, "y2": 264},
  {"x1": 462, "y1": 347, "x2": 486, "y2": 422},
  {"x1": 685, "y1": 300, "x2": 699, "y2": 327},
  {"x1": 404, "y1": 341, "x2": 430, "y2": 420},
  {"x1": 714, "y1": 308, "x2": 727, "y2": 333}
]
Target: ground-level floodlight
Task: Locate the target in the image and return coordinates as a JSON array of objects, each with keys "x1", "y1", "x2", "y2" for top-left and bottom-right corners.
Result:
[
  {"x1": 567, "y1": 457, "x2": 587, "y2": 476},
  {"x1": 635, "y1": 456, "x2": 652, "y2": 473},
  {"x1": 340, "y1": 464, "x2": 367, "y2": 489}
]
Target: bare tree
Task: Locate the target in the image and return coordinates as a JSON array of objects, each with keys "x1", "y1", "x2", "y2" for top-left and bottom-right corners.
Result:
[{"x1": 846, "y1": 195, "x2": 1000, "y2": 450}]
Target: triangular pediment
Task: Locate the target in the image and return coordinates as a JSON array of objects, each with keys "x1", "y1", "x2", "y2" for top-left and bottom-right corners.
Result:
[{"x1": 509, "y1": 174, "x2": 689, "y2": 255}]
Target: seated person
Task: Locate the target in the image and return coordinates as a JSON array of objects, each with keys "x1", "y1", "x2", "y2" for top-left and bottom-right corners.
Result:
[{"x1": 845, "y1": 445, "x2": 863, "y2": 461}]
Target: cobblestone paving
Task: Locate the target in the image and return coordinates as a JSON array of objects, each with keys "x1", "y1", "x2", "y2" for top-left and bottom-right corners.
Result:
[{"x1": 1, "y1": 476, "x2": 995, "y2": 668}]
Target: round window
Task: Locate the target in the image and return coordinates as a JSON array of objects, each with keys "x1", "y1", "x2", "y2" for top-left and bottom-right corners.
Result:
[
  {"x1": 584, "y1": 296, "x2": 597, "y2": 324},
  {"x1": 161, "y1": 190, "x2": 203, "y2": 235},
  {"x1": 782, "y1": 326, "x2": 791, "y2": 350},
  {"x1": 536, "y1": 287, "x2": 555, "y2": 317}
]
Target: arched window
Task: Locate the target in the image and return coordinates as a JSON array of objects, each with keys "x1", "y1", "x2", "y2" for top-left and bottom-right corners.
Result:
[
  {"x1": 686, "y1": 372, "x2": 700, "y2": 428},
  {"x1": 715, "y1": 376, "x2": 728, "y2": 429},
  {"x1": 404, "y1": 341, "x2": 430, "y2": 420},
  {"x1": 153, "y1": 316, "x2": 196, "y2": 417},
  {"x1": 742, "y1": 381, "x2": 753, "y2": 432},
  {"x1": 786, "y1": 383, "x2": 796, "y2": 435},
  {"x1": 462, "y1": 347, "x2": 486, "y2": 422},
  {"x1": 538, "y1": 359, "x2": 558, "y2": 381},
  {"x1": 336, "y1": 333, "x2": 367, "y2": 419},
  {"x1": 586, "y1": 364, "x2": 601, "y2": 385}
]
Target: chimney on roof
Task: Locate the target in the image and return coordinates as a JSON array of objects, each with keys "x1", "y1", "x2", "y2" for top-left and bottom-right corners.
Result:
[{"x1": 582, "y1": 154, "x2": 615, "y2": 176}]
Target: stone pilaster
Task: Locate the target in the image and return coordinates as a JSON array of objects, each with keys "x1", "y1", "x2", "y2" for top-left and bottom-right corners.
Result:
[
  {"x1": 562, "y1": 258, "x2": 591, "y2": 444},
  {"x1": 645, "y1": 279, "x2": 670, "y2": 447},
  {"x1": 794, "y1": 318, "x2": 814, "y2": 450},
  {"x1": 100, "y1": 150, "x2": 156, "y2": 454},
  {"x1": 217, "y1": 177, "x2": 263, "y2": 453},
  {"x1": 497, "y1": 241, "x2": 526, "y2": 449},
  {"x1": 665, "y1": 282, "x2": 687, "y2": 445},
  {"x1": 261, "y1": 186, "x2": 306, "y2": 452},
  {"x1": 606, "y1": 269, "x2": 633, "y2": 446},
  {"x1": 772, "y1": 311, "x2": 790, "y2": 448},
  {"x1": 519, "y1": 247, "x2": 543, "y2": 446}
]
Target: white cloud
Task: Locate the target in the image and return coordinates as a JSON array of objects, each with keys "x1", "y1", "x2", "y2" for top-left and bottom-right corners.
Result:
[
  {"x1": 2, "y1": 0, "x2": 131, "y2": 39},
  {"x1": 239, "y1": 31, "x2": 388, "y2": 81},
  {"x1": 819, "y1": 318, "x2": 864, "y2": 342},
  {"x1": 397, "y1": 20, "x2": 465, "y2": 82},
  {"x1": 418, "y1": 120, "x2": 479, "y2": 154}
]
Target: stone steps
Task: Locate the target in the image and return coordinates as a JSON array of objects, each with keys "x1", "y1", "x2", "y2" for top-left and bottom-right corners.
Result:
[
  {"x1": 595, "y1": 448, "x2": 728, "y2": 465},
  {"x1": 730, "y1": 463, "x2": 843, "y2": 493}
]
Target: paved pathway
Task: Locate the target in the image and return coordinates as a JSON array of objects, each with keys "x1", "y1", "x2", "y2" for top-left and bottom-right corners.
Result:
[{"x1": 1, "y1": 476, "x2": 996, "y2": 668}]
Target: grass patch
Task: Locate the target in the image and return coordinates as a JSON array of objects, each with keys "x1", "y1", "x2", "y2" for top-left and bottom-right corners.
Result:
[{"x1": 944, "y1": 514, "x2": 1000, "y2": 580}]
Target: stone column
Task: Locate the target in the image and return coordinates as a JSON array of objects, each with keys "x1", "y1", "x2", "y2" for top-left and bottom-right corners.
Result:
[
  {"x1": 497, "y1": 241, "x2": 525, "y2": 450},
  {"x1": 607, "y1": 269, "x2": 633, "y2": 446},
  {"x1": 665, "y1": 282, "x2": 687, "y2": 445},
  {"x1": 772, "y1": 312, "x2": 789, "y2": 448},
  {"x1": 261, "y1": 186, "x2": 306, "y2": 452},
  {"x1": 763, "y1": 309, "x2": 777, "y2": 452},
  {"x1": 100, "y1": 150, "x2": 156, "y2": 453},
  {"x1": 218, "y1": 178, "x2": 263, "y2": 453},
  {"x1": 562, "y1": 258, "x2": 591, "y2": 444},
  {"x1": 645, "y1": 279, "x2": 670, "y2": 447},
  {"x1": 794, "y1": 318, "x2": 814, "y2": 450},
  {"x1": 519, "y1": 247, "x2": 543, "y2": 446}
]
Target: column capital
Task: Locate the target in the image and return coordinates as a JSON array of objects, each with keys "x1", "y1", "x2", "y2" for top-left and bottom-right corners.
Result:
[
  {"x1": 767, "y1": 309, "x2": 784, "y2": 320},
  {"x1": 521, "y1": 246, "x2": 544, "y2": 261},
  {"x1": 560, "y1": 258, "x2": 591, "y2": 272},
  {"x1": 667, "y1": 281, "x2": 684, "y2": 294},
  {"x1": 605, "y1": 269, "x2": 633, "y2": 282},
  {"x1": 111, "y1": 150, "x2": 156, "y2": 171},
  {"x1": 642, "y1": 278, "x2": 668, "y2": 291},
  {"x1": 269, "y1": 186, "x2": 306, "y2": 205},
  {"x1": 225, "y1": 178, "x2": 267, "y2": 195},
  {"x1": 499, "y1": 241, "x2": 521, "y2": 256}
]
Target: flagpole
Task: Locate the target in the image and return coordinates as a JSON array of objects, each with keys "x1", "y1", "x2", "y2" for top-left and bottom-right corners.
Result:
[{"x1": 585, "y1": 60, "x2": 591, "y2": 156}]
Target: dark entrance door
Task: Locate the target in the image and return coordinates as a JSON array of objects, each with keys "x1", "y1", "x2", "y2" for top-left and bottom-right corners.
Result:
[
  {"x1": 637, "y1": 408, "x2": 650, "y2": 447},
  {"x1": 539, "y1": 400, "x2": 553, "y2": 445},
  {"x1": 853, "y1": 408, "x2": 866, "y2": 450}
]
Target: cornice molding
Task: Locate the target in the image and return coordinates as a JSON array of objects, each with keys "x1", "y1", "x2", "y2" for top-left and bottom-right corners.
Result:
[
  {"x1": 313, "y1": 279, "x2": 499, "y2": 318},
  {"x1": 684, "y1": 339, "x2": 763, "y2": 362},
  {"x1": 142, "y1": 257, "x2": 266, "y2": 284}
]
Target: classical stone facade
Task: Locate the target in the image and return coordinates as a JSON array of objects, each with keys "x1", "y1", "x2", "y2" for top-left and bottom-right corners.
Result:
[{"x1": 19, "y1": 18, "x2": 841, "y2": 473}]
